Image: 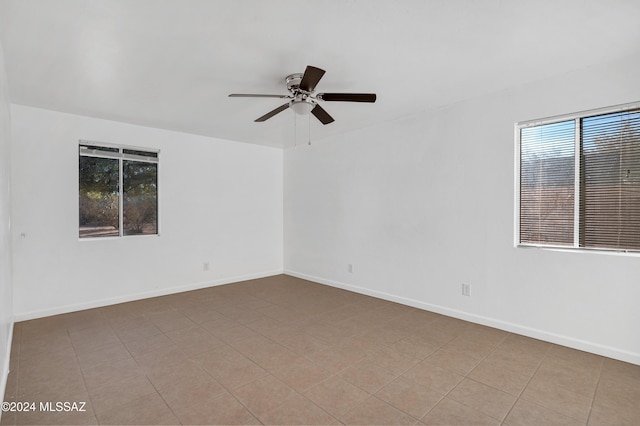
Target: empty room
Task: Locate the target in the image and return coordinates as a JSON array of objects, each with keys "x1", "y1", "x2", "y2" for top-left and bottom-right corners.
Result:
[{"x1": 1, "y1": 0, "x2": 639, "y2": 425}]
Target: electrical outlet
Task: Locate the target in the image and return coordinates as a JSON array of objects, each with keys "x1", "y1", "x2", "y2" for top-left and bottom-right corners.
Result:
[
  {"x1": 348, "y1": 264, "x2": 353, "y2": 273},
  {"x1": 203, "y1": 262, "x2": 210, "y2": 271},
  {"x1": 461, "y1": 283, "x2": 470, "y2": 296}
]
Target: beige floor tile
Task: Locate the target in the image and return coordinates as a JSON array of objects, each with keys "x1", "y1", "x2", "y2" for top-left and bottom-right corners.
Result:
[
  {"x1": 369, "y1": 323, "x2": 413, "y2": 346},
  {"x1": 270, "y1": 356, "x2": 333, "y2": 392},
  {"x1": 107, "y1": 315, "x2": 149, "y2": 332},
  {"x1": 498, "y1": 333, "x2": 551, "y2": 356},
  {"x1": 468, "y1": 355, "x2": 533, "y2": 395},
  {"x1": 158, "y1": 372, "x2": 226, "y2": 411},
  {"x1": 442, "y1": 330, "x2": 505, "y2": 360},
  {"x1": 182, "y1": 306, "x2": 226, "y2": 324},
  {"x1": 199, "y1": 315, "x2": 238, "y2": 332},
  {"x1": 3, "y1": 369, "x2": 17, "y2": 401},
  {"x1": 364, "y1": 344, "x2": 422, "y2": 375},
  {"x1": 447, "y1": 378, "x2": 516, "y2": 421},
  {"x1": 231, "y1": 374, "x2": 296, "y2": 418},
  {"x1": 229, "y1": 309, "x2": 276, "y2": 326},
  {"x1": 134, "y1": 344, "x2": 187, "y2": 376},
  {"x1": 390, "y1": 336, "x2": 439, "y2": 360},
  {"x1": 87, "y1": 373, "x2": 157, "y2": 416},
  {"x1": 424, "y1": 348, "x2": 481, "y2": 375},
  {"x1": 591, "y1": 374, "x2": 640, "y2": 421},
  {"x1": 257, "y1": 304, "x2": 309, "y2": 323},
  {"x1": 4, "y1": 275, "x2": 636, "y2": 426},
  {"x1": 150, "y1": 314, "x2": 196, "y2": 333},
  {"x1": 210, "y1": 323, "x2": 263, "y2": 344},
  {"x1": 231, "y1": 334, "x2": 300, "y2": 371},
  {"x1": 201, "y1": 350, "x2": 269, "y2": 390},
  {"x1": 259, "y1": 392, "x2": 336, "y2": 425},
  {"x1": 114, "y1": 323, "x2": 163, "y2": 343},
  {"x1": 96, "y1": 392, "x2": 179, "y2": 425},
  {"x1": 535, "y1": 353, "x2": 601, "y2": 397},
  {"x1": 401, "y1": 359, "x2": 464, "y2": 394},
  {"x1": 340, "y1": 358, "x2": 398, "y2": 393},
  {"x1": 191, "y1": 342, "x2": 241, "y2": 367},
  {"x1": 341, "y1": 396, "x2": 416, "y2": 425},
  {"x1": 521, "y1": 374, "x2": 593, "y2": 422},
  {"x1": 305, "y1": 345, "x2": 366, "y2": 374},
  {"x1": 588, "y1": 401, "x2": 639, "y2": 426},
  {"x1": 548, "y1": 344, "x2": 603, "y2": 370},
  {"x1": 18, "y1": 337, "x2": 74, "y2": 361},
  {"x1": 600, "y1": 357, "x2": 640, "y2": 382},
  {"x1": 123, "y1": 332, "x2": 174, "y2": 358},
  {"x1": 81, "y1": 357, "x2": 144, "y2": 392},
  {"x1": 375, "y1": 376, "x2": 444, "y2": 419},
  {"x1": 421, "y1": 397, "x2": 500, "y2": 425},
  {"x1": 152, "y1": 360, "x2": 216, "y2": 392},
  {"x1": 303, "y1": 375, "x2": 371, "y2": 418},
  {"x1": 18, "y1": 363, "x2": 84, "y2": 398},
  {"x1": 164, "y1": 324, "x2": 224, "y2": 356},
  {"x1": 0, "y1": 410, "x2": 17, "y2": 426},
  {"x1": 278, "y1": 332, "x2": 329, "y2": 356},
  {"x1": 504, "y1": 398, "x2": 584, "y2": 426},
  {"x1": 489, "y1": 337, "x2": 549, "y2": 373},
  {"x1": 16, "y1": 378, "x2": 91, "y2": 412},
  {"x1": 245, "y1": 315, "x2": 297, "y2": 337},
  {"x1": 69, "y1": 327, "x2": 121, "y2": 353},
  {"x1": 301, "y1": 322, "x2": 351, "y2": 343},
  {"x1": 75, "y1": 342, "x2": 132, "y2": 371},
  {"x1": 336, "y1": 333, "x2": 388, "y2": 355},
  {"x1": 319, "y1": 304, "x2": 362, "y2": 324},
  {"x1": 408, "y1": 326, "x2": 456, "y2": 348}
]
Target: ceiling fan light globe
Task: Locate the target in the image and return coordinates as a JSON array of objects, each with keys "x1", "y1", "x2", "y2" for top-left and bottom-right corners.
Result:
[{"x1": 290, "y1": 101, "x2": 314, "y2": 115}]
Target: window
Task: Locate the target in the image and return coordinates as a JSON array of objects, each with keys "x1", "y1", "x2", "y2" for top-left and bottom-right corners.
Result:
[
  {"x1": 517, "y1": 102, "x2": 640, "y2": 252},
  {"x1": 79, "y1": 141, "x2": 159, "y2": 238}
]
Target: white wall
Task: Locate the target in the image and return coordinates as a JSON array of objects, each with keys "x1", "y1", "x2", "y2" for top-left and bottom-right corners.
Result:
[
  {"x1": 0, "y1": 41, "x2": 14, "y2": 413},
  {"x1": 284, "y1": 52, "x2": 640, "y2": 365},
  {"x1": 11, "y1": 105, "x2": 283, "y2": 320}
]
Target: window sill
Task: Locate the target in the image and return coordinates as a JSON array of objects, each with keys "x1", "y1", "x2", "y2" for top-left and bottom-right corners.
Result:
[{"x1": 516, "y1": 243, "x2": 640, "y2": 257}]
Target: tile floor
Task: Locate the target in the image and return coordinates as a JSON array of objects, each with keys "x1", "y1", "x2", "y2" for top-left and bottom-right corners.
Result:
[{"x1": 1, "y1": 274, "x2": 639, "y2": 425}]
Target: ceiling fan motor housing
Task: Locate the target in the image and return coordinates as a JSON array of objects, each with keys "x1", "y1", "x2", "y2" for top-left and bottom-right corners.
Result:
[{"x1": 286, "y1": 73, "x2": 303, "y2": 94}]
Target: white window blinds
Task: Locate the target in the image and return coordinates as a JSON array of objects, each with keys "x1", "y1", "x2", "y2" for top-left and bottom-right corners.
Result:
[
  {"x1": 520, "y1": 120, "x2": 575, "y2": 246},
  {"x1": 517, "y1": 103, "x2": 640, "y2": 252},
  {"x1": 581, "y1": 110, "x2": 640, "y2": 250}
]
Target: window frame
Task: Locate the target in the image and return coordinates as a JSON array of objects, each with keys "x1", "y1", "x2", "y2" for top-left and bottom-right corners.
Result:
[
  {"x1": 79, "y1": 139, "x2": 160, "y2": 240},
  {"x1": 514, "y1": 101, "x2": 640, "y2": 255}
]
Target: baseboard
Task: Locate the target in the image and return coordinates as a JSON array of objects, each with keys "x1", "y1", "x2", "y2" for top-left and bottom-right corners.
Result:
[
  {"x1": 0, "y1": 319, "x2": 14, "y2": 418},
  {"x1": 14, "y1": 269, "x2": 283, "y2": 322},
  {"x1": 285, "y1": 269, "x2": 640, "y2": 366}
]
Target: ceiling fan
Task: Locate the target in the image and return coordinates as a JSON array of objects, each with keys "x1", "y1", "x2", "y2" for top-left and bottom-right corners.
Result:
[{"x1": 229, "y1": 65, "x2": 376, "y2": 124}]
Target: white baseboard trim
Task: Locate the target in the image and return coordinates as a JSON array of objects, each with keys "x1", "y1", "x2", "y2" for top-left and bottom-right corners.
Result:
[
  {"x1": 14, "y1": 269, "x2": 283, "y2": 322},
  {"x1": 0, "y1": 319, "x2": 14, "y2": 424},
  {"x1": 285, "y1": 269, "x2": 640, "y2": 366}
]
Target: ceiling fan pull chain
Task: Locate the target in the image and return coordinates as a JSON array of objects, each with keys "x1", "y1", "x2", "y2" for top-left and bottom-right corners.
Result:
[
  {"x1": 308, "y1": 112, "x2": 311, "y2": 146},
  {"x1": 293, "y1": 112, "x2": 297, "y2": 150}
]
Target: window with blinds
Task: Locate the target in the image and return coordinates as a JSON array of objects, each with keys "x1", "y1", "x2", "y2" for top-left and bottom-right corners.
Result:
[{"x1": 517, "y1": 102, "x2": 640, "y2": 252}]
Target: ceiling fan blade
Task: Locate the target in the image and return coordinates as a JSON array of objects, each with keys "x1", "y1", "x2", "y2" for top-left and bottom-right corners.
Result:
[
  {"x1": 299, "y1": 66, "x2": 326, "y2": 92},
  {"x1": 255, "y1": 103, "x2": 290, "y2": 122},
  {"x1": 317, "y1": 93, "x2": 377, "y2": 102},
  {"x1": 311, "y1": 104, "x2": 335, "y2": 125},
  {"x1": 229, "y1": 94, "x2": 291, "y2": 99}
]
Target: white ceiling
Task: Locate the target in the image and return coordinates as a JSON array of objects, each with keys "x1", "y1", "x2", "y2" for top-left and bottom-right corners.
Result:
[{"x1": 1, "y1": 0, "x2": 639, "y2": 148}]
